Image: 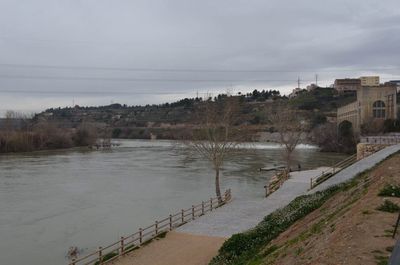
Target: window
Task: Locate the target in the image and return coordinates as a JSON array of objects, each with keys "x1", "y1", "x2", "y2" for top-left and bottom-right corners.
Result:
[{"x1": 372, "y1": 100, "x2": 385, "y2": 118}]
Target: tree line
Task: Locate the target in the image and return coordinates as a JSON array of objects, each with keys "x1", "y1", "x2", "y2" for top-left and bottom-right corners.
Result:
[{"x1": 0, "y1": 111, "x2": 98, "y2": 153}]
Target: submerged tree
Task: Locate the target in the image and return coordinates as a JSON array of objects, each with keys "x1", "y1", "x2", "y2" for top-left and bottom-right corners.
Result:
[
  {"x1": 183, "y1": 96, "x2": 245, "y2": 203},
  {"x1": 269, "y1": 104, "x2": 308, "y2": 171}
]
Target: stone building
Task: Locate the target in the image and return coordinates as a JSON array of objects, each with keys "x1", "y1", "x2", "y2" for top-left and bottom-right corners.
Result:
[
  {"x1": 337, "y1": 83, "x2": 397, "y2": 133},
  {"x1": 334, "y1": 78, "x2": 361, "y2": 94},
  {"x1": 360, "y1": 76, "x2": 380, "y2": 87}
]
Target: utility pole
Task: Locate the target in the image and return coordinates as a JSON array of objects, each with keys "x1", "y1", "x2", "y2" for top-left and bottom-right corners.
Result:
[{"x1": 315, "y1": 74, "x2": 319, "y2": 86}]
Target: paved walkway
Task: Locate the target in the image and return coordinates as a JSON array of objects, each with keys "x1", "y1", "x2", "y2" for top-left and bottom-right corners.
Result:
[
  {"x1": 177, "y1": 167, "x2": 331, "y2": 237},
  {"x1": 178, "y1": 144, "x2": 400, "y2": 237},
  {"x1": 311, "y1": 144, "x2": 400, "y2": 193}
]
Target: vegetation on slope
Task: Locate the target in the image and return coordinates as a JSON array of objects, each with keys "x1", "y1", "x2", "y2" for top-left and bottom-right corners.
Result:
[
  {"x1": 210, "y1": 154, "x2": 400, "y2": 265},
  {"x1": 209, "y1": 184, "x2": 349, "y2": 265}
]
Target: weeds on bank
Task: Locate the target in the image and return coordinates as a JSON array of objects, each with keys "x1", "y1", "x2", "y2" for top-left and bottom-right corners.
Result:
[
  {"x1": 209, "y1": 180, "x2": 361, "y2": 265},
  {"x1": 377, "y1": 200, "x2": 400, "y2": 213},
  {"x1": 209, "y1": 169, "x2": 375, "y2": 265},
  {"x1": 379, "y1": 184, "x2": 400, "y2": 198}
]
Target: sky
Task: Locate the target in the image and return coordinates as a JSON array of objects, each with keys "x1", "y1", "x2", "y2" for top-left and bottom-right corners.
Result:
[{"x1": 0, "y1": 0, "x2": 400, "y2": 116}]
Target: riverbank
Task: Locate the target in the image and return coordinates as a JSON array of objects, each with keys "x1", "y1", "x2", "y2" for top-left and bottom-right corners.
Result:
[
  {"x1": 110, "y1": 232, "x2": 225, "y2": 265},
  {"x1": 110, "y1": 144, "x2": 399, "y2": 265},
  {"x1": 211, "y1": 145, "x2": 400, "y2": 265},
  {"x1": 0, "y1": 126, "x2": 97, "y2": 153}
]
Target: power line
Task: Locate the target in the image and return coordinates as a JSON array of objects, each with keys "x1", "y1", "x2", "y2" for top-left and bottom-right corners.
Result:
[
  {"x1": 0, "y1": 89, "x2": 191, "y2": 95},
  {"x1": 0, "y1": 74, "x2": 314, "y2": 83},
  {"x1": 0, "y1": 63, "x2": 399, "y2": 73}
]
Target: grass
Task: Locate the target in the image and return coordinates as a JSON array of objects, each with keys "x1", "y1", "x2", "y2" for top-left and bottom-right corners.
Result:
[
  {"x1": 386, "y1": 246, "x2": 394, "y2": 253},
  {"x1": 94, "y1": 251, "x2": 119, "y2": 265},
  {"x1": 374, "y1": 255, "x2": 389, "y2": 265},
  {"x1": 156, "y1": 231, "x2": 168, "y2": 239},
  {"x1": 377, "y1": 200, "x2": 400, "y2": 213},
  {"x1": 379, "y1": 184, "x2": 400, "y2": 198}
]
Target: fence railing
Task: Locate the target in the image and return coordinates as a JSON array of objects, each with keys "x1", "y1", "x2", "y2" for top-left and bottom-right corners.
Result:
[
  {"x1": 310, "y1": 154, "x2": 357, "y2": 189},
  {"x1": 360, "y1": 136, "x2": 400, "y2": 145},
  {"x1": 264, "y1": 170, "x2": 289, "y2": 197},
  {"x1": 68, "y1": 189, "x2": 231, "y2": 265}
]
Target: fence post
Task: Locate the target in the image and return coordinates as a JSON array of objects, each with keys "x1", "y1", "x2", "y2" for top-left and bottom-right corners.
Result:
[
  {"x1": 192, "y1": 205, "x2": 195, "y2": 220},
  {"x1": 155, "y1": 221, "x2": 158, "y2": 235},
  {"x1": 201, "y1": 201, "x2": 204, "y2": 215},
  {"x1": 120, "y1": 236, "x2": 124, "y2": 255},
  {"x1": 139, "y1": 228, "x2": 143, "y2": 244},
  {"x1": 181, "y1": 209, "x2": 184, "y2": 223},
  {"x1": 98, "y1": 247, "x2": 103, "y2": 265},
  {"x1": 392, "y1": 211, "x2": 400, "y2": 238},
  {"x1": 169, "y1": 214, "x2": 172, "y2": 230},
  {"x1": 210, "y1": 198, "x2": 213, "y2": 211}
]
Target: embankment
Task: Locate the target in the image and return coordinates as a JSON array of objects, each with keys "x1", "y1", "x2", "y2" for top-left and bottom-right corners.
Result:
[{"x1": 210, "y1": 152, "x2": 400, "y2": 265}]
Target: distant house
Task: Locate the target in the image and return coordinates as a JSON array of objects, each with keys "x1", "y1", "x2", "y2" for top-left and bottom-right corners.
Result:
[
  {"x1": 388, "y1": 80, "x2": 400, "y2": 92},
  {"x1": 360, "y1": 76, "x2": 380, "y2": 87},
  {"x1": 337, "y1": 83, "x2": 397, "y2": 133},
  {"x1": 288, "y1": 87, "x2": 303, "y2": 98},
  {"x1": 334, "y1": 78, "x2": 361, "y2": 94},
  {"x1": 306, "y1": 84, "x2": 318, "y2": 91}
]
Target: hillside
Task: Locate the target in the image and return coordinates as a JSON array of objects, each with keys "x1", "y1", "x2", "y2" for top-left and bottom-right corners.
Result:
[
  {"x1": 34, "y1": 88, "x2": 355, "y2": 140},
  {"x1": 211, "y1": 154, "x2": 400, "y2": 265}
]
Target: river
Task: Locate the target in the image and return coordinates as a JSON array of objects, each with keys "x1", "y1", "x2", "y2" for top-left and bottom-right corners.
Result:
[{"x1": 0, "y1": 140, "x2": 346, "y2": 265}]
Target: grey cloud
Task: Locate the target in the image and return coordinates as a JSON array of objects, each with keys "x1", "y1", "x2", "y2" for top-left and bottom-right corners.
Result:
[{"x1": 0, "y1": 0, "x2": 400, "y2": 115}]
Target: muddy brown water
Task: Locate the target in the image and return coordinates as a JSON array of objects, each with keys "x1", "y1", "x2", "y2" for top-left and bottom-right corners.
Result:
[{"x1": 0, "y1": 140, "x2": 346, "y2": 265}]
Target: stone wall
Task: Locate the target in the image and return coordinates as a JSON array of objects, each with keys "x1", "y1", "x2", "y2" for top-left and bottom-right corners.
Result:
[{"x1": 357, "y1": 143, "x2": 387, "y2": 160}]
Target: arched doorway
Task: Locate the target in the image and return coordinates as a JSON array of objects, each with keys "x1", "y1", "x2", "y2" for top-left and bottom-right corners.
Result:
[{"x1": 338, "y1": 120, "x2": 356, "y2": 153}]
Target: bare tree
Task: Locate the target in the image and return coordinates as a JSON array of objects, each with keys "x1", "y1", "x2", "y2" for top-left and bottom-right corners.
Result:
[
  {"x1": 269, "y1": 104, "x2": 308, "y2": 171},
  {"x1": 183, "y1": 96, "x2": 245, "y2": 203}
]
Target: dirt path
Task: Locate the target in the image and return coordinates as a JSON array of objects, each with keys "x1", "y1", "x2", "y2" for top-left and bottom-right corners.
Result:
[{"x1": 111, "y1": 231, "x2": 226, "y2": 265}]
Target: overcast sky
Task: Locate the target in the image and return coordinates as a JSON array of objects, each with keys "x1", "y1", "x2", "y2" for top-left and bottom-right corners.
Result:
[{"x1": 0, "y1": 0, "x2": 400, "y2": 116}]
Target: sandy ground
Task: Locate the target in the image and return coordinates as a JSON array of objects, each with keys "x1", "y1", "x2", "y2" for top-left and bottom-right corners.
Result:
[
  {"x1": 260, "y1": 154, "x2": 400, "y2": 265},
  {"x1": 111, "y1": 231, "x2": 226, "y2": 265}
]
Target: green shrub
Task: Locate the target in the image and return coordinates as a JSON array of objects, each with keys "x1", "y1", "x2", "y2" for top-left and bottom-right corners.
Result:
[
  {"x1": 379, "y1": 184, "x2": 400, "y2": 198},
  {"x1": 94, "y1": 251, "x2": 118, "y2": 265},
  {"x1": 377, "y1": 200, "x2": 400, "y2": 213}
]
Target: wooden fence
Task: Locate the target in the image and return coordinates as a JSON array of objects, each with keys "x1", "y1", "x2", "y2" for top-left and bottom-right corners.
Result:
[
  {"x1": 310, "y1": 154, "x2": 357, "y2": 189},
  {"x1": 69, "y1": 189, "x2": 232, "y2": 265}
]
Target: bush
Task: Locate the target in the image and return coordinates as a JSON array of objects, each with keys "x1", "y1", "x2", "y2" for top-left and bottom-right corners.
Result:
[
  {"x1": 377, "y1": 200, "x2": 400, "y2": 213},
  {"x1": 94, "y1": 251, "x2": 118, "y2": 265},
  {"x1": 73, "y1": 126, "x2": 97, "y2": 146},
  {"x1": 383, "y1": 119, "x2": 400, "y2": 133},
  {"x1": 378, "y1": 184, "x2": 400, "y2": 198}
]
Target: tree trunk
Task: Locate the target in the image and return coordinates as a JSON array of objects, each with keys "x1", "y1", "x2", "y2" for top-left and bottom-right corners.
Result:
[{"x1": 215, "y1": 168, "x2": 222, "y2": 204}]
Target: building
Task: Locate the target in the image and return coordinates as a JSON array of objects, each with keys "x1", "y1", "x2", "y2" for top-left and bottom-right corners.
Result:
[
  {"x1": 360, "y1": 76, "x2": 380, "y2": 87},
  {"x1": 334, "y1": 78, "x2": 361, "y2": 94},
  {"x1": 288, "y1": 87, "x2": 302, "y2": 98},
  {"x1": 337, "y1": 83, "x2": 397, "y2": 133},
  {"x1": 388, "y1": 80, "x2": 400, "y2": 92},
  {"x1": 306, "y1": 83, "x2": 318, "y2": 91}
]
